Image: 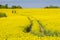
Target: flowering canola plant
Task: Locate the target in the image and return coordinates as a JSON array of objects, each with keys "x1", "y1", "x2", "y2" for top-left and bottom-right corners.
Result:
[{"x1": 0, "y1": 9, "x2": 60, "y2": 40}]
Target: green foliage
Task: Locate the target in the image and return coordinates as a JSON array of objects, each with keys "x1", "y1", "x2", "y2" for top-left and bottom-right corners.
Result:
[
  {"x1": 44, "y1": 30, "x2": 54, "y2": 36},
  {"x1": 11, "y1": 5, "x2": 22, "y2": 9},
  {"x1": 44, "y1": 5, "x2": 60, "y2": 8},
  {"x1": 0, "y1": 4, "x2": 22, "y2": 9},
  {"x1": 5, "y1": 4, "x2": 8, "y2": 8},
  {"x1": 0, "y1": 13, "x2": 7, "y2": 17},
  {"x1": 44, "y1": 30, "x2": 60, "y2": 37},
  {"x1": 0, "y1": 4, "x2": 8, "y2": 8}
]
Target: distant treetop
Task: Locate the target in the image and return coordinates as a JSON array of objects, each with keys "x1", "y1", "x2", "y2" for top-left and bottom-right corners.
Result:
[
  {"x1": 44, "y1": 5, "x2": 60, "y2": 8},
  {"x1": 0, "y1": 4, "x2": 22, "y2": 9},
  {"x1": 0, "y1": 4, "x2": 60, "y2": 9}
]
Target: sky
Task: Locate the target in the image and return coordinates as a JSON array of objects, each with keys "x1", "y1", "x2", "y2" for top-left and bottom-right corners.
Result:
[{"x1": 0, "y1": 0, "x2": 60, "y2": 8}]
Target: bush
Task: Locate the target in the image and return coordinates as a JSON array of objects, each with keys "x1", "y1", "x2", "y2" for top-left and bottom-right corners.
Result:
[{"x1": 0, "y1": 13, "x2": 7, "y2": 17}]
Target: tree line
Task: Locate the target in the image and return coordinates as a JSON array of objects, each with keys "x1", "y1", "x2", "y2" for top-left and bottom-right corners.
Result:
[
  {"x1": 44, "y1": 5, "x2": 60, "y2": 8},
  {"x1": 0, "y1": 4, "x2": 22, "y2": 9},
  {"x1": 0, "y1": 4, "x2": 60, "y2": 9}
]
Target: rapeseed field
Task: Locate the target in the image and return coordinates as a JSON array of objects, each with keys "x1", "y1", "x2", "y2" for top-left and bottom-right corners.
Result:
[{"x1": 0, "y1": 9, "x2": 60, "y2": 40}]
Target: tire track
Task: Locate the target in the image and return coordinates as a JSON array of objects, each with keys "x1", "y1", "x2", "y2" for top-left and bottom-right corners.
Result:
[{"x1": 20, "y1": 14, "x2": 45, "y2": 36}]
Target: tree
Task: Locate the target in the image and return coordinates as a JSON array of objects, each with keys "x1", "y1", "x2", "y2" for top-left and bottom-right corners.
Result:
[
  {"x1": 5, "y1": 4, "x2": 8, "y2": 8},
  {"x1": 0, "y1": 4, "x2": 2, "y2": 8},
  {"x1": 16, "y1": 5, "x2": 22, "y2": 8},
  {"x1": 44, "y1": 5, "x2": 60, "y2": 8},
  {"x1": 11, "y1": 5, "x2": 17, "y2": 9},
  {"x1": 11, "y1": 5, "x2": 22, "y2": 9}
]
